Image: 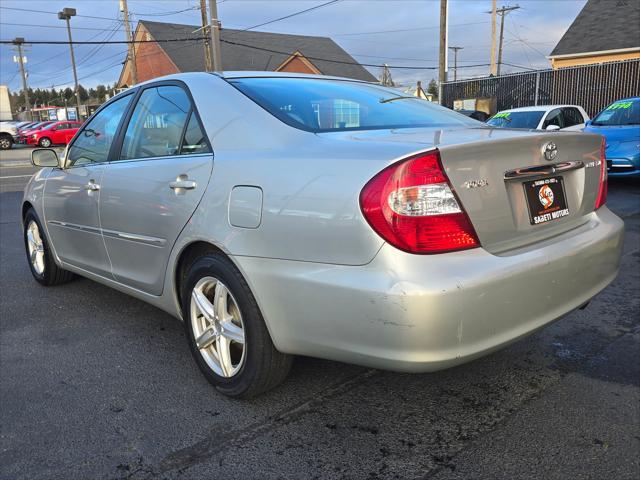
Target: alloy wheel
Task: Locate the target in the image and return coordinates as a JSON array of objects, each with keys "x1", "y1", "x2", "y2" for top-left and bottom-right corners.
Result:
[
  {"x1": 0, "y1": 137, "x2": 11, "y2": 149},
  {"x1": 26, "y1": 220, "x2": 45, "y2": 275},
  {"x1": 190, "y1": 276, "x2": 246, "y2": 378}
]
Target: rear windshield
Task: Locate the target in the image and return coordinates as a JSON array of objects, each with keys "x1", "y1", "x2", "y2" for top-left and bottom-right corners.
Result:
[
  {"x1": 592, "y1": 99, "x2": 640, "y2": 126},
  {"x1": 229, "y1": 77, "x2": 477, "y2": 133},
  {"x1": 487, "y1": 111, "x2": 545, "y2": 129}
]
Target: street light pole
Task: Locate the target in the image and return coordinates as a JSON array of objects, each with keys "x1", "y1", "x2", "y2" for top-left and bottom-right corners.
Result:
[
  {"x1": 12, "y1": 37, "x2": 32, "y2": 121},
  {"x1": 58, "y1": 8, "x2": 82, "y2": 121}
]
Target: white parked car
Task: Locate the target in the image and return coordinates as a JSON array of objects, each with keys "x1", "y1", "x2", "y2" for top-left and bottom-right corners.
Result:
[{"x1": 487, "y1": 105, "x2": 589, "y2": 131}]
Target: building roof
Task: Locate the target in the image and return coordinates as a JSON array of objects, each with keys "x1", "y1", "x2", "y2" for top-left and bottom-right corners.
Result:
[
  {"x1": 138, "y1": 20, "x2": 377, "y2": 82},
  {"x1": 550, "y1": 0, "x2": 640, "y2": 58}
]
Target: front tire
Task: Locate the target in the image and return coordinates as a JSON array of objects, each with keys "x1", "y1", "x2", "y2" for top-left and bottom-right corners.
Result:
[
  {"x1": 181, "y1": 252, "x2": 292, "y2": 398},
  {"x1": 38, "y1": 137, "x2": 52, "y2": 148},
  {"x1": 23, "y1": 209, "x2": 75, "y2": 286}
]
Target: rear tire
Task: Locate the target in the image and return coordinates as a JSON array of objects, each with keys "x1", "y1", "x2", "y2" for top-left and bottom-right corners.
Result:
[
  {"x1": 38, "y1": 137, "x2": 52, "y2": 148},
  {"x1": 181, "y1": 252, "x2": 292, "y2": 398},
  {"x1": 0, "y1": 134, "x2": 12, "y2": 150},
  {"x1": 23, "y1": 208, "x2": 75, "y2": 286}
]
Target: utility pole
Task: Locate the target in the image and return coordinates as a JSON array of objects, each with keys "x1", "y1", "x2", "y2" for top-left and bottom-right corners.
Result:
[
  {"x1": 208, "y1": 0, "x2": 223, "y2": 71},
  {"x1": 12, "y1": 38, "x2": 31, "y2": 121},
  {"x1": 58, "y1": 8, "x2": 82, "y2": 120},
  {"x1": 448, "y1": 46, "x2": 463, "y2": 81},
  {"x1": 380, "y1": 64, "x2": 394, "y2": 86},
  {"x1": 438, "y1": 0, "x2": 448, "y2": 101},
  {"x1": 120, "y1": 0, "x2": 138, "y2": 85},
  {"x1": 496, "y1": 5, "x2": 520, "y2": 75},
  {"x1": 199, "y1": 0, "x2": 213, "y2": 72},
  {"x1": 490, "y1": 0, "x2": 497, "y2": 76}
]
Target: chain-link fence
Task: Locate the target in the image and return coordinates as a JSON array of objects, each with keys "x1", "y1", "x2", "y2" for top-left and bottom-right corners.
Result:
[{"x1": 441, "y1": 59, "x2": 640, "y2": 117}]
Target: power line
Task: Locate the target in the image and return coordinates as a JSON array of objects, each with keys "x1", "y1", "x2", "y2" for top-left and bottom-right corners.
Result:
[
  {"x1": 0, "y1": 22, "x2": 125, "y2": 32},
  {"x1": 0, "y1": 37, "x2": 209, "y2": 45},
  {"x1": 219, "y1": 38, "x2": 491, "y2": 71},
  {"x1": 228, "y1": 0, "x2": 342, "y2": 34},
  {"x1": 333, "y1": 21, "x2": 490, "y2": 37},
  {"x1": 0, "y1": 6, "x2": 120, "y2": 22},
  {"x1": 129, "y1": 6, "x2": 199, "y2": 17}
]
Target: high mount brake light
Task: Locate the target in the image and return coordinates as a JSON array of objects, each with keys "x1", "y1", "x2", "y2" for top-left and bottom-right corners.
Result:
[
  {"x1": 360, "y1": 149, "x2": 480, "y2": 254},
  {"x1": 595, "y1": 137, "x2": 607, "y2": 210}
]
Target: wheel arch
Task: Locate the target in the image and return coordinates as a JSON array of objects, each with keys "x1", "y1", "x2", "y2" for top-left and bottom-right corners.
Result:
[
  {"x1": 21, "y1": 201, "x2": 34, "y2": 223},
  {"x1": 173, "y1": 240, "x2": 229, "y2": 308}
]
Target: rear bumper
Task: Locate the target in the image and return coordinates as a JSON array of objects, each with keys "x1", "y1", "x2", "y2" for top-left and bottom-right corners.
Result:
[{"x1": 234, "y1": 207, "x2": 624, "y2": 372}]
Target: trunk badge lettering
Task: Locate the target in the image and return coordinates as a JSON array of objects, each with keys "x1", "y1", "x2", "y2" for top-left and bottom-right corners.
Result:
[
  {"x1": 542, "y1": 142, "x2": 558, "y2": 161},
  {"x1": 463, "y1": 179, "x2": 489, "y2": 189}
]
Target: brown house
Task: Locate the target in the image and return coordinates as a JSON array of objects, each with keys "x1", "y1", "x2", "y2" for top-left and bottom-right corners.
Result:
[
  {"x1": 548, "y1": 0, "x2": 640, "y2": 69},
  {"x1": 117, "y1": 20, "x2": 376, "y2": 87}
]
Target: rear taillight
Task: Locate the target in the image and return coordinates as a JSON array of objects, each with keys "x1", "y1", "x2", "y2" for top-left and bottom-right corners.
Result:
[
  {"x1": 360, "y1": 149, "x2": 480, "y2": 254},
  {"x1": 595, "y1": 137, "x2": 607, "y2": 210}
]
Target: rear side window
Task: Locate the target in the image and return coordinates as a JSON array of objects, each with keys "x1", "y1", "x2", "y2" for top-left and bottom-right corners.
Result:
[
  {"x1": 181, "y1": 112, "x2": 210, "y2": 154},
  {"x1": 120, "y1": 85, "x2": 192, "y2": 160},
  {"x1": 229, "y1": 77, "x2": 476, "y2": 132},
  {"x1": 66, "y1": 94, "x2": 132, "y2": 167}
]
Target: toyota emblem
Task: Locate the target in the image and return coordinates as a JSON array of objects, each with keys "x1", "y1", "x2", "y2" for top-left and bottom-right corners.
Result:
[{"x1": 542, "y1": 142, "x2": 558, "y2": 161}]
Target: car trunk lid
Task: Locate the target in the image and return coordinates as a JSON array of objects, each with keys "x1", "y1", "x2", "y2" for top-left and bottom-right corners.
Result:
[{"x1": 320, "y1": 127, "x2": 604, "y2": 254}]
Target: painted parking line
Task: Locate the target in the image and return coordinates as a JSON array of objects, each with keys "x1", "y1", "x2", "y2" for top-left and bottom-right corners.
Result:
[
  {"x1": 0, "y1": 174, "x2": 33, "y2": 179},
  {"x1": 0, "y1": 163, "x2": 33, "y2": 168}
]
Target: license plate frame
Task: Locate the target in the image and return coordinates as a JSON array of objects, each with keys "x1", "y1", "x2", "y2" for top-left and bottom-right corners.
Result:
[{"x1": 523, "y1": 176, "x2": 570, "y2": 225}]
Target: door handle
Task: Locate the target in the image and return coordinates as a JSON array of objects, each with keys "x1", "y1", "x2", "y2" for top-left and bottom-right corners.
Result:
[
  {"x1": 169, "y1": 174, "x2": 197, "y2": 192},
  {"x1": 85, "y1": 179, "x2": 100, "y2": 191}
]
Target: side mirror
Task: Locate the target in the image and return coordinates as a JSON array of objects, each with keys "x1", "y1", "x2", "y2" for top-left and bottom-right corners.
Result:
[
  {"x1": 31, "y1": 148, "x2": 60, "y2": 168},
  {"x1": 546, "y1": 124, "x2": 561, "y2": 131},
  {"x1": 584, "y1": 119, "x2": 592, "y2": 127}
]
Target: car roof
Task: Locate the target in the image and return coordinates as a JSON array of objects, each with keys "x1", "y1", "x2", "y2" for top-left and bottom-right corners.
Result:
[
  {"x1": 497, "y1": 105, "x2": 582, "y2": 113},
  {"x1": 217, "y1": 71, "x2": 373, "y2": 83},
  {"x1": 610, "y1": 96, "x2": 640, "y2": 102}
]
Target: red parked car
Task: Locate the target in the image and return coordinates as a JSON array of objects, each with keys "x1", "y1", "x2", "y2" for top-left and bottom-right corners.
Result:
[
  {"x1": 27, "y1": 121, "x2": 83, "y2": 147},
  {"x1": 17, "y1": 121, "x2": 56, "y2": 143}
]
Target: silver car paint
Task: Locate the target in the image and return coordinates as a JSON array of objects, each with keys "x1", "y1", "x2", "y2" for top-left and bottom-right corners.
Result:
[
  {"x1": 98, "y1": 153, "x2": 213, "y2": 295},
  {"x1": 23, "y1": 72, "x2": 624, "y2": 372}
]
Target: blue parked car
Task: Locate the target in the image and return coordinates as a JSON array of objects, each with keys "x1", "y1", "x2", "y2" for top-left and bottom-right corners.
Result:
[{"x1": 585, "y1": 97, "x2": 640, "y2": 177}]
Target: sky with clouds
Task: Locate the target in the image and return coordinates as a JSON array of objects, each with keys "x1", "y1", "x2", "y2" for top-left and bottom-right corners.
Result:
[{"x1": 0, "y1": 0, "x2": 588, "y2": 92}]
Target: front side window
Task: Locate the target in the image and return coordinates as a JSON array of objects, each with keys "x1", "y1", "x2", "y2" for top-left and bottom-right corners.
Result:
[
  {"x1": 66, "y1": 94, "x2": 132, "y2": 167},
  {"x1": 487, "y1": 111, "x2": 545, "y2": 129},
  {"x1": 230, "y1": 77, "x2": 476, "y2": 132},
  {"x1": 542, "y1": 109, "x2": 563, "y2": 129},
  {"x1": 120, "y1": 85, "x2": 192, "y2": 160},
  {"x1": 562, "y1": 108, "x2": 583, "y2": 127}
]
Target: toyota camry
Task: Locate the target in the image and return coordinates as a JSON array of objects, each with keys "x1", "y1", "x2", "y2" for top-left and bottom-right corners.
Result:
[{"x1": 22, "y1": 72, "x2": 624, "y2": 397}]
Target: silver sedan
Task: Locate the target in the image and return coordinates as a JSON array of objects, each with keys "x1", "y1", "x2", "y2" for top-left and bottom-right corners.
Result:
[{"x1": 22, "y1": 72, "x2": 624, "y2": 397}]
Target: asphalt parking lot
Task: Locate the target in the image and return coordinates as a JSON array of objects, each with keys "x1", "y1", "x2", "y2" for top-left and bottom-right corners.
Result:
[{"x1": 1, "y1": 146, "x2": 638, "y2": 480}]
